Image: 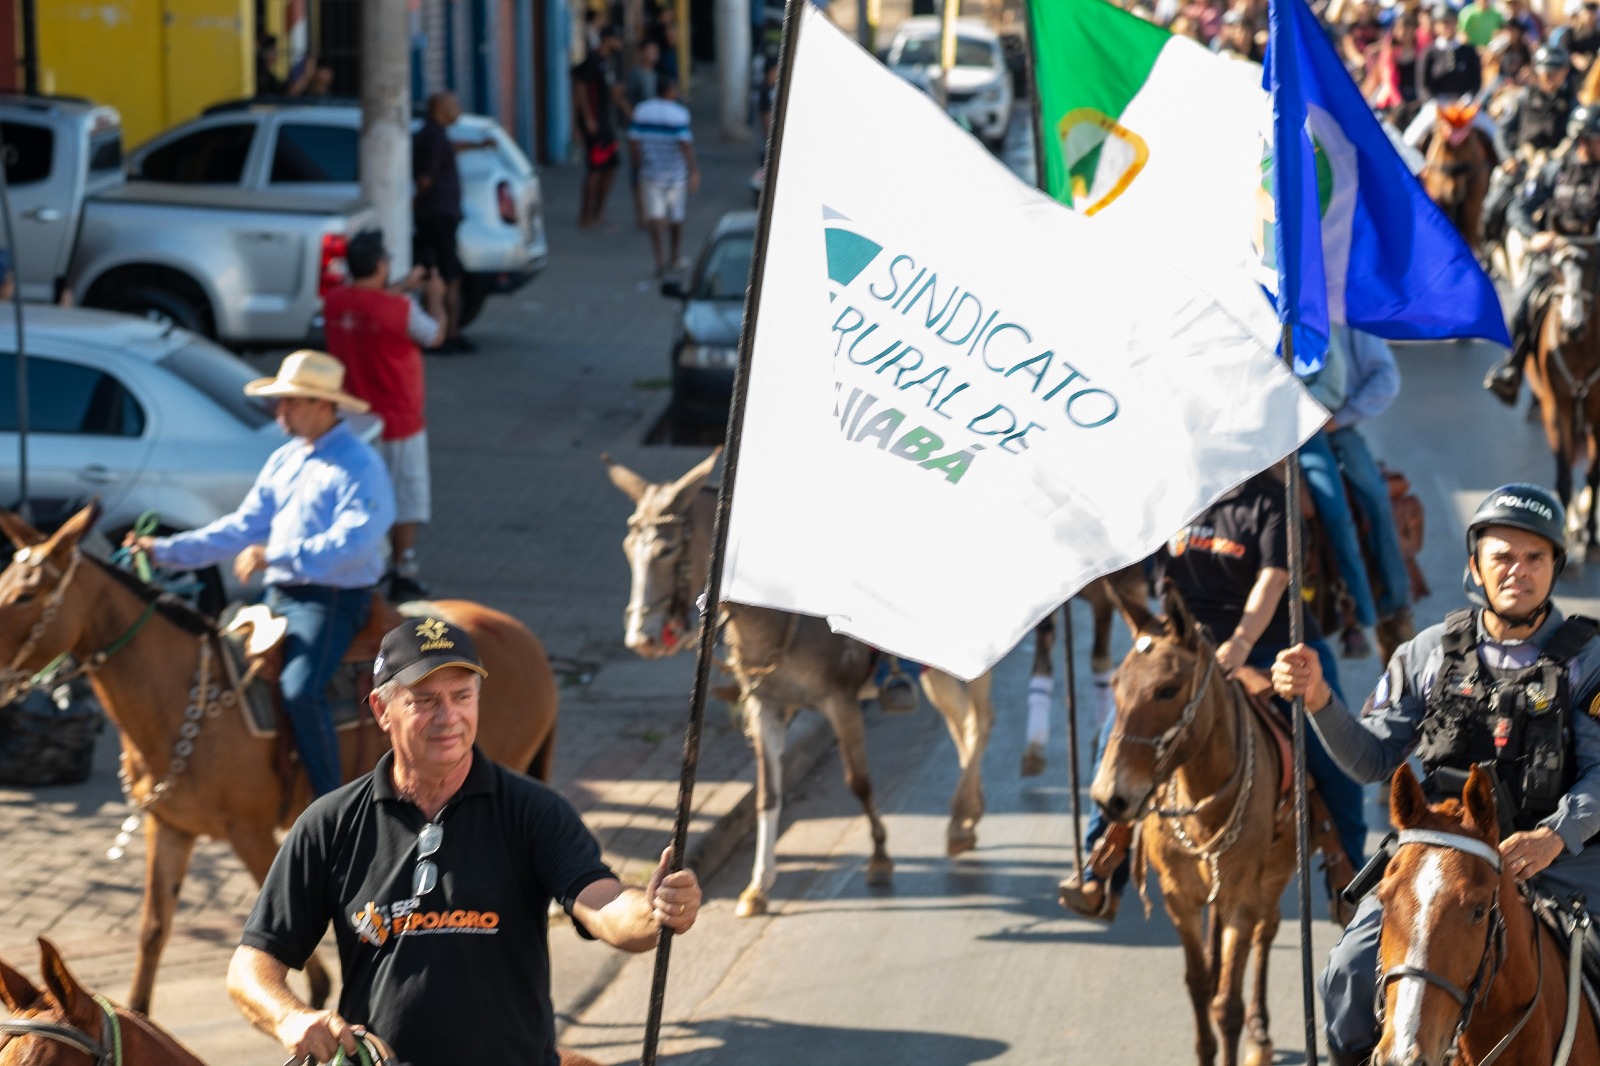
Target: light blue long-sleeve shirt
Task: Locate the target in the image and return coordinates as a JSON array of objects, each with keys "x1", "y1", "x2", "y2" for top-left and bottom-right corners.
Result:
[
  {"x1": 154, "y1": 421, "x2": 395, "y2": 589},
  {"x1": 1329, "y1": 326, "x2": 1400, "y2": 427}
]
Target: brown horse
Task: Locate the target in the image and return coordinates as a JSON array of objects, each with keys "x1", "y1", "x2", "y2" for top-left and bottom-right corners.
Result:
[
  {"x1": 1527, "y1": 235, "x2": 1600, "y2": 562},
  {"x1": 0, "y1": 938, "x2": 205, "y2": 1066},
  {"x1": 604, "y1": 451, "x2": 996, "y2": 917},
  {"x1": 1375, "y1": 764, "x2": 1600, "y2": 1066},
  {"x1": 1422, "y1": 104, "x2": 1496, "y2": 253},
  {"x1": 0, "y1": 504, "x2": 559, "y2": 1014},
  {"x1": 1092, "y1": 584, "x2": 1297, "y2": 1066}
]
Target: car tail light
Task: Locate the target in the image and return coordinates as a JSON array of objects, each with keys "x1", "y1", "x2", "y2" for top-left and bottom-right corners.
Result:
[
  {"x1": 497, "y1": 180, "x2": 517, "y2": 225},
  {"x1": 319, "y1": 233, "x2": 349, "y2": 300}
]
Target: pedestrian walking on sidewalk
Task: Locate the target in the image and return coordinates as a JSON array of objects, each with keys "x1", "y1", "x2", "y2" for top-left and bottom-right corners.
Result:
[
  {"x1": 323, "y1": 229, "x2": 446, "y2": 602},
  {"x1": 622, "y1": 38, "x2": 662, "y2": 228},
  {"x1": 574, "y1": 27, "x2": 625, "y2": 229},
  {"x1": 413, "y1": 91, "x2": 492, "y2": 353},
  {"x1": 227, "y1": 617, "x2": 702, "y2": 1066},
  {"x1": 628, "y1": 78, "x2": 698, "y2": 276}
]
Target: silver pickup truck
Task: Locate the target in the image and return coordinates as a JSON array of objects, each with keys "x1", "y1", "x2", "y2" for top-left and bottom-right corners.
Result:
[{"x1": 2, "y1": 94, "x2": 373, "y2": 348}]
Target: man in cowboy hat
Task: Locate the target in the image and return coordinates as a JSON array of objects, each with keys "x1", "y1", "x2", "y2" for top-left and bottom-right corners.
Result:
[{"x1": 130, "y1": 350, "x2": 395, "y2": 796}]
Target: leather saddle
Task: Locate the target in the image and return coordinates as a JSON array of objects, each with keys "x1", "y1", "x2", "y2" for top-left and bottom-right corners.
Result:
[
  {"x1": 1529, "y1": 888, "x2": 1600, "y2": 1022},
  {"x1": 219, "y1": 593, "x2": 409, "y2": 738}
]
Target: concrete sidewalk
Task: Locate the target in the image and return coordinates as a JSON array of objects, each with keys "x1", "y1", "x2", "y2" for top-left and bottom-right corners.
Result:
[{"x1": 0, "y1": 74, "x2": 839, "y2": 1061}]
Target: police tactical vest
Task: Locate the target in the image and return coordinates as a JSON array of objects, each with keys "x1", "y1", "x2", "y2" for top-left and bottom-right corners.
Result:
[
  {"x1": 1547, "y1": 158, "x2": 1600, "y2": 235},
  {"x1": 1518, "y1": 89, "x2": 1572, "y2": 152},
  {"x1": 1415, "y1": 609, "x2": 1599, "y2": 830}
]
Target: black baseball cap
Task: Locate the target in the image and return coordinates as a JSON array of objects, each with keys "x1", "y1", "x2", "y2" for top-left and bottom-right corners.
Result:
[{"x1": 374, "y1": 617, "x2": 489, "y2": 688}]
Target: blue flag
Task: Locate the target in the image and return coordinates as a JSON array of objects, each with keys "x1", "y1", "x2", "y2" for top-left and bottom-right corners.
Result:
[{"x1": 1265, "y1": 0, "x2": 1509, "y2": 374}]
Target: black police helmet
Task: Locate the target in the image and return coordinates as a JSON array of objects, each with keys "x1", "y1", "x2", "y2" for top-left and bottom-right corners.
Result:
[
  {"x1": 1534, "y1": 44, "x2": 1571, "y2": 71},
  {"x1": 1466, "y1": 483, "x2": 1568, "y2": 571},
  {"x1": 1571, "y1": 103, "x2": 1600, "y2": 140}
]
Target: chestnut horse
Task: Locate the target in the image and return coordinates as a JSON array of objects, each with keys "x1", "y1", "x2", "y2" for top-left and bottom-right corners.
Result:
[
  {"x1": 0, "y1": 939, "x2": 205, "y2": 1066},
  {"x1": 1375, "y1": 764, "x2": 1600, "y2": 1066},
  {"x1": 1422, "y1": 104, "x2": 1497, "y2": 253},
  {"x1": 1092, "y1": 584, "x2": 1297, "y2": 1066},
  {"x1": 604, "y1": 451, "x2": 999, "y2": 917},
  {"x1": 0, "y1": 504, "x2": 559, "y2": 1014},
  {"x1": 1527, "y1": 235, "x2": 1600, "y2": 564}
]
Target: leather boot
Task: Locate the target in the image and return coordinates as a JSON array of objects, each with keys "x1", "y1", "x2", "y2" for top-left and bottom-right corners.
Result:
[
  {"x1": 1057, "y1": 873, "x2": 1120, "y2": 922},
  {"x1": 1483, "y1": 357, "x2": 1523, "y2": 406}
]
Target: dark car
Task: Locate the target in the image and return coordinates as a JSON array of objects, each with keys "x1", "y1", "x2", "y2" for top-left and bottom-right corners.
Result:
[{"x1": 661, "y1": 210, "x2": 755, "y2": 443}]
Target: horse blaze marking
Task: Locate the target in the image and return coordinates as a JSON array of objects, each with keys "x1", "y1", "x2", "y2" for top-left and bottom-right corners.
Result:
[{"x1": 1391, "y1": 851, "x2": 1446, "y2": 1056}]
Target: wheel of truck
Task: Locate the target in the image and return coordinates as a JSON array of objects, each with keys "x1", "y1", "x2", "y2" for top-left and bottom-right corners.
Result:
[
  {"x1": 458, "y1": 284, "x2": 489, "y2": 331},
  {"x1": 97, "y1": 284, "x2": 212, "y2": 337}
]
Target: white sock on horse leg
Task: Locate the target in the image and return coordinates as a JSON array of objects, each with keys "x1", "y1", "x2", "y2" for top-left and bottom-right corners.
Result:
[
  {"x1": 1093, "y1": 670, "x2": 1115, "y2": 730},
  {"x1": 1026, "y1": 675, "x2": 1051, "y2": 746}
]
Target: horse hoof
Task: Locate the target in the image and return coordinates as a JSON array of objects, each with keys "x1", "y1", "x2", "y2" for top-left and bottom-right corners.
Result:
[
  {"x1": 947, "y1": 827, "x2": 978, "y2": 856},
  {"x1": 865, "y1": 858, "x2": 894, "y2": 887},
  {"x1": 1020, "y1": 742, "x2": 1046, "y2": 778},
  {"x1": 735, "y1": 888, "x2": 769, "y2": 917},
  {"x1": 1243, "y1": 1040, "x2": 1273, "y2": 1066}
]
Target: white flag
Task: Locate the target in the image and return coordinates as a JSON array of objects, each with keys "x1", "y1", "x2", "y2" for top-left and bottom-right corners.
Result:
[{"x1": 721, "y1": 7, "x2": 1327, "y2": 680}]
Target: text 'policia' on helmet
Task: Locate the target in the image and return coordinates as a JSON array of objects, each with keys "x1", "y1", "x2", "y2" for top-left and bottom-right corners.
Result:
[
  {"x1": 1466, "y1": 483, "x2": 1568, "y2": 567},
  {"x1": 1570, "y1": 104, "x2": 1600, "y2": 139}
]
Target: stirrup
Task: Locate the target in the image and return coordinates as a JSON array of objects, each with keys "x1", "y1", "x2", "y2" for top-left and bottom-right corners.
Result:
[
  {"x1": 223, "y1": 603, "x2": 287, "y2": 658},
  {"x1": 1484, "y1": 363, "x2": 1522, "y2": 406},
  {"x1": 1058, "y1": 874, "x2": 1119, "y2": 922}
]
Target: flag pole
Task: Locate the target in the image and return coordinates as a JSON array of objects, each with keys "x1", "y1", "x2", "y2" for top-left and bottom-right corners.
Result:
[
  {"x1": 637, "y1": 0, "x2": 806, "y2": 1060},
  {"x1": 1018, "y1": 0, "x2": 1086, "y2": 877},
  {"x1": 1282, "y1": 327, "x2": 1320, "y2": 1066}
]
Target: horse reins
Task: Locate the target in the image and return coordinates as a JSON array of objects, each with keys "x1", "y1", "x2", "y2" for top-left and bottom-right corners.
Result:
[
  {"x1": 1377, "y1": 829, "x2": 1551, "y2": 1066},
  {"x1": 0, "y1": 993, "x2": 123, "y2": 1065},
  {"x1": 1109, "y1": 639, "x2": 1215, "y2": 778}
]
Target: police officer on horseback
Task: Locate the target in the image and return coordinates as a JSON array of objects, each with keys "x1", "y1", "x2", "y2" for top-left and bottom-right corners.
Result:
[
  {"x1": 1485, "y1": 45, "x2": 1574, "y2": 244},
  {"x1": 1272, "y1": 484, "x2": 1600, "y2": 1066},
  {"x1": 1486, "y1": 106, "x2": 1600, "y2": 404}
]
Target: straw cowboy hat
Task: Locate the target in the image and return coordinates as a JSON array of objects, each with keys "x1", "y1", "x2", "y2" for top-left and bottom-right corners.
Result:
[{"x1": 244, "y1": 350, "x2": 370, "y2": 412}]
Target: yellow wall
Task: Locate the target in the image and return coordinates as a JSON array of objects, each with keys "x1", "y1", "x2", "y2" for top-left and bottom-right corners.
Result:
[{"x1": 39, "y1": 1, "x2": 252, "y2": 148}]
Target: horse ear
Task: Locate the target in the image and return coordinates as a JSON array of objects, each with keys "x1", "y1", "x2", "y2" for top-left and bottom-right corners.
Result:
[
  {"x1": 1462, "y1": 765, "x2": 1503, "y2": 845},
  {"x1": 0, "y1": 509, "x2": 45, "y2": 549},
  {"x1": 43, "y1": 501, "x2": 100, "y2": 556},
  {"x1": 666, "y1": 448, "x2": 722, "y2": 511},
  {"x1": 1101, "y1": 568, "x2": 1154, "y2": 636},
  {"x1": 1159, "y1": 580, "x2": 1196, "y2": 645},
  {"x1": 601, "y1": 454, "x2": 651, "y2": 503},
  {"x1": 37, "y1": 938, "x2": 98, "y2": 1031},
  {"x1": 1390, "y1": 764, "x2": 1429, "y2": 830},
  {"x1": 0, "y1": 951, "x2": 41, "y2": 1013}
]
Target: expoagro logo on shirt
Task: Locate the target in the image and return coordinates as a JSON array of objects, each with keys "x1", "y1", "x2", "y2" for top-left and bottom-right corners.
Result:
[{"x1": 350, "y1": 897, "x2": 501, "y2": 948}]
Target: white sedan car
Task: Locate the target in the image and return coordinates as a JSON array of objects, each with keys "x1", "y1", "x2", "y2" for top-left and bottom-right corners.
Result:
[
  {"x1": 0, "y1": 306, "x2": 378, "y2": 611},
  {"x1": 886, "y1": 17, "x2": 1015, "y2": 149}
]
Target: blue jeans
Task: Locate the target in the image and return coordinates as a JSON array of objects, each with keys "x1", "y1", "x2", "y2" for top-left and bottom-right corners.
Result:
[
  {"x1": 1326, "y1": 426, "x2": 1411, "y2": 618},
  {"x1": 1081, "y1": 638, "x2": 1366, "y2": 893},
  {"x1": 266, "y1": 584, "x2": 372, "y2": 796},
  {"x1": 1301, "y1": 432, "x2": 1377, "y2": 628}
]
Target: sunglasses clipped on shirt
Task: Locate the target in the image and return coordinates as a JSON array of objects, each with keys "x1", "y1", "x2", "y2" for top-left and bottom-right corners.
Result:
[{"x1": 413, "y1": 820, "x2": 443, "y2": 897}]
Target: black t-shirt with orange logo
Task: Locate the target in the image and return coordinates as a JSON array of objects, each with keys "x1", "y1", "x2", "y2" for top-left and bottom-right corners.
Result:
[
  {"x1": 1152, "y1": 472, "x2": 1319, "y2": 655},
  {"x1": 242, "y1": 747, "x2": 614, "y2": 1066}
]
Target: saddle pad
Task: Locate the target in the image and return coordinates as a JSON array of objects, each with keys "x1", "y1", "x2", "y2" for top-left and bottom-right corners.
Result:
[
  {"x1": 1529, "y1": 890, "x2": 1600, "y2": 1023},
  {"x1": 220, "y1": 632, "x2": 373, "y2": 739}
]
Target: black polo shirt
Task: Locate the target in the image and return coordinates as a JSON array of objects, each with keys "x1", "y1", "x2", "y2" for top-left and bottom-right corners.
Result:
[
  {"x1": 241, "y1": 748, "x2": 615, "y2": 1066},
  {"x1": 1152, "y1": 472, "x2": 1320, "y2": 655}
]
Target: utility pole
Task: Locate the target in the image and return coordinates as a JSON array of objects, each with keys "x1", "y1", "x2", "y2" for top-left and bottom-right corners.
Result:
[
  {"x1": 20, "y1": 0, "x2": 38, "y2": 95},
  {"x1": 937, "y1": 0, "x2": 959, "y2": 111},
  {"x1": 361, "y1": 0, "x2": 413, "y2": 276},
  {"x1": 716, "y1": 0, "x2": 751, "y2": 140}
]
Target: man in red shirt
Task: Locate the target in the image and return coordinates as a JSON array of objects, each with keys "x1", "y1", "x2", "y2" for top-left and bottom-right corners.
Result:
[{"x1": 323, "y1": 230, "x2": 446, "y2": 601}]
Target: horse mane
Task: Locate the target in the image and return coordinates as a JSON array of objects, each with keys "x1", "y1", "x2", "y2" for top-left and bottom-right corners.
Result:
[{"x1": 82, "y1": 554, "x2": 215, "y2": 637}]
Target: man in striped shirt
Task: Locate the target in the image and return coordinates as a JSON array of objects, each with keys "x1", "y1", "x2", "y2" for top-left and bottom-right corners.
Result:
[{"x1": 627, "y1": 79, "x2": 699, "y2": 276}]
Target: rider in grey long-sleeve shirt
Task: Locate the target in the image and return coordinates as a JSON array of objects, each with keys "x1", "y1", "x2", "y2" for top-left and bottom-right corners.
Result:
[{"x1": 1272, "y1": 483, "x2": 1600, "y2": 1066}]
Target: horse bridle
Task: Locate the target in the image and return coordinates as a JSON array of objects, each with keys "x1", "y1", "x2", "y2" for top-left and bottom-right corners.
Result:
[
  {"x1": 0, "y1": 993, "x2": 122, "y2": 1065},
  {"x1": 0, "y1": 546, "x2": 84, "y2": 702},
  {"x1": 1109, "y1": 636, "x2": 1216, "y2": 778},
  {"x1": 1376, "y1": 829, "x2": 1545, "y2": 1066},
  {"x1": 624, "y1": 511, "x2": 698, "y2": 649}
]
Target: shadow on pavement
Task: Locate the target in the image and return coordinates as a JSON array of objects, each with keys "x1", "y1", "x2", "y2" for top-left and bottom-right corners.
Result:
[{"x1": 565, "y1": 1014, "x2": 1011, "y2": 1066}]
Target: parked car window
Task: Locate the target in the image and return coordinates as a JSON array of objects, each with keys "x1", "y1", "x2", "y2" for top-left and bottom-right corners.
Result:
[
  {"x1": 693, "y1": 235, "x2": 755, "y2": 301},
  {"x1": 0, "y1": 123, "x2": 53, "y2": 185},
  {"x1": 158, "y1": 339, "x2": 274, "y2": 429},
  {"x1": 893, "y1": 35, "x2": 998, "y2": 67},
  {"x1": 137, "y1": 124, "x2": 255, "y2": 183},
  {"x1": 89, "y1": 129, "x2": 123, "y2": 177},
  {"x1": 271, "y1": 124, "x2": 358, "y2": 183},
  {"x1": 0, "y1": 354, "x2": 146, "y2": 436}
]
